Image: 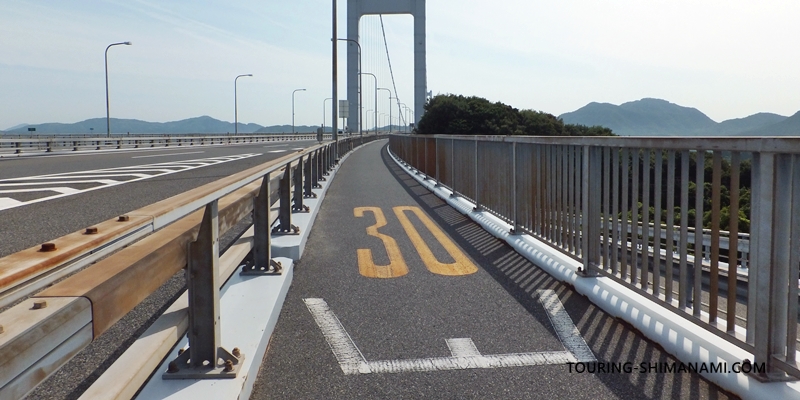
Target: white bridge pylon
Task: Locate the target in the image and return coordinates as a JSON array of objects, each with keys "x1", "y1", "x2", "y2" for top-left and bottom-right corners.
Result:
[
  {"x1": 346, "y1": 0, "x2": 426, "y2": 134},
  {"x1": 304, "y1": 290, "x2": 596, "y2": 375}
]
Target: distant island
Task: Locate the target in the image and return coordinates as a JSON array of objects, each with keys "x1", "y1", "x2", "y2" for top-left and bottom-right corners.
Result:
[{"x1": 559, "y1": 98, "x2": 799, "y2": 136}]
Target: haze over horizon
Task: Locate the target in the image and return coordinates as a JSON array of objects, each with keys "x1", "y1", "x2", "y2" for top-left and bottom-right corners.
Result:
[{"x1": 3, "y1": 0, "x2": 799, "y2": 130}]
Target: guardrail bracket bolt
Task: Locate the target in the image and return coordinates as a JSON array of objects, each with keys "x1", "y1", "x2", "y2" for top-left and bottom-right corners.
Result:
[
  {"x1": 32, "y1": 300, "x2": 47, "y2": 309},
  {"x1": 224, "y1": 360, "x2": 234, "y2": 372},
  {"x1": 85, "y1": 227, "x2": 99, "y2": 235},
  {"x1": 167, "y1": 361, "x2": 179, "y2": 373},
  {"x1": 0, "y1": 325, "x2": 4, "y2": 334},
  {"x1": 232, "y1": 347, "x2": 241, "y2": 358},
  {"x1": 40, "y1": 243, "x2": 57, "y2": 252},
  {"x1": 118, "y1": 215, "x2": 130, "y2": 222}
]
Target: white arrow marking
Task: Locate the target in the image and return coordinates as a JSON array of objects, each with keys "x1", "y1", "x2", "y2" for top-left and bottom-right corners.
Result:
[{"x1": 303, "y1": 290, "x2": 595, "y2": 375}]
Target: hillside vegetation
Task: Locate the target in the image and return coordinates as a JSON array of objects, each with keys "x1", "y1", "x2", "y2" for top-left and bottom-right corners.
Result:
[{"x1": 416, "y1": 94, "x2": 614, "y2": 136}]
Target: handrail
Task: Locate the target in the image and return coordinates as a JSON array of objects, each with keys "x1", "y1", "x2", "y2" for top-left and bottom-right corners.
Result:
[{"x1": 0, "y1": 134, "x2": 384, "y2": 398}]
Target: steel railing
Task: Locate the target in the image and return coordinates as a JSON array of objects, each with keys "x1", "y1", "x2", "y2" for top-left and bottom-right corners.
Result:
[
  {"x1": 0, "y1": 134, "x2": 382, "y2": 398},
  {"x1": 390, "y1": 133, "x2": 800, "y2": 381}
]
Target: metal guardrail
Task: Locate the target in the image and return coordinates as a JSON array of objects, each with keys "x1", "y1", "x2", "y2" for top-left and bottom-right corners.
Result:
[
  {"x1": 390, "y1": 133, "x2": 800, "y2": 381},
  {"x1": 0, "y1": 133, "x2": 337, "y2": 155},
  {"x1": 0, "y1": 134, "x2": 382, "y2": 398}
]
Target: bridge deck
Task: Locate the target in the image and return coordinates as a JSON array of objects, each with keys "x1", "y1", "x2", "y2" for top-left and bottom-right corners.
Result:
[{"x1": 250, "y1": 140, "x2": 733, "y2": 399}]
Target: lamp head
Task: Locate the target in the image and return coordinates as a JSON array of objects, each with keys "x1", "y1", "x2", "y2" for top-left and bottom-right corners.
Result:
[{"x1": 124, "y1": 41, "x2": 132, "y2": 45}]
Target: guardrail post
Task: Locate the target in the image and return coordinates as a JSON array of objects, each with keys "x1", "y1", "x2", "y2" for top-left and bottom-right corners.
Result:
[
  {"x1": 304, "y1": 153, "x2": 316, "y2": 198},
  {"x1": 163, "y1": 200, "x2": 243, "y2": 379},
  {"x1": 242, "y1": 174, "x2": 283, "y2": 275},
  {"x1": 579, "y1": 145, "x2": 602, "y2": 276},
  {"x1": 292, "y1": 156, "x2": 308, "y2": 212},
  {"x1": 116, "y1": 140, "x2": 122, "y2": 149},
  {"x1": 14, "y1": 141, "x2": 21, "y2": 154},
  {"x1": 73, "y1": 140, "x2": 79, "y2": 151},
  {"x1": 273, "y1": 162, "x2": 299, "y2": 235},
  {"x1": 312, "y1": 149, "x2": 323, "y2": 187},
  {"x1": 323, "y1": 146, "x2": 330, "y2": 176}
]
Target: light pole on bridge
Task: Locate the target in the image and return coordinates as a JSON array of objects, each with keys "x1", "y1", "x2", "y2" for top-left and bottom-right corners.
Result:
[
  {"x1": 234, "y1": 74, "x2": 253, "y2": 136},
  {"x1": 323, "y1": 97, "x2": 333, "y2": 134},
  {"x1": 337, "y1": 38, "x2": 362, "y2": 140},
  {"x1": 378, "y1": 88, "x2": 392, "y2": 133},
  {"x1": 105, "y1": 41, "x2": 132, "y2": 138},
  {"x1": 359, "y1": 72, "x2": 377, "y2": 134},
  {"x1": 292, "y1": 88, "x2": 306, "y2": 134}
]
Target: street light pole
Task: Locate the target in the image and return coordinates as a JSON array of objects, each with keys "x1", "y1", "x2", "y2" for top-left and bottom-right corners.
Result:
[
  {"x1": 359, "y1": 72, "x2": 377, "y2": 134},
  {"x1": 323, "y1": 97, "x2": 333, "y2": 133},
  {"x1": 337, "y1": 39, "x2": 362, "y2": 139},
  {"x1": 292, "y1": 88, "x2": 306, "y2": 134},
  {"x1": 398, "y1": 102, "x2": 407, "y2": 132},
  {"x1": 234, "y1": 74, "x2": 253, "y2": 135},
  {"x1": 378, "y1": 88, "x2": 391, "y2": 133},
  {"x1": 105, "y1": 41, "x2": 132, "y2": 138}
]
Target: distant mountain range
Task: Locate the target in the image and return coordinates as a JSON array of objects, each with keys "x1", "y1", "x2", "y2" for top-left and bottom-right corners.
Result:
[
  {"x1": 7, "y1": 100, "x2": 800, "y2": 136},
  {"x1": 559, "y1": 98, "x2": 799, "y2": 136},
  {"x1": 1, "y1": 116, "x2": 332, "y2": 135}
]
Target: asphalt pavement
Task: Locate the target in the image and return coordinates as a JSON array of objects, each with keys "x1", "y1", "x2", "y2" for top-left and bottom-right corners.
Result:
[
  {"x1": 251, "y1": 140, "x2": 736, "y2": 399},
  {"x1": 0, "y1": 139, "x2": 319, "y2": 257}
]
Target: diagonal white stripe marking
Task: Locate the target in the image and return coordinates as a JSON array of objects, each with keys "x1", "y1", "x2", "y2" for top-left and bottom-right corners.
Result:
[
  {"x1": 0, "y1": 179, "x2": 118, "y2": 187},
  {"x1": 269, "y1": 150, "x2": 288, "y2": 153},
  {"x1": 303, "y1": 298, "x2": 367, "y2": 374},
  {"x1": 0, "y1": 197, "x2": 22, "y2": 208},
  {"x1": 0, "y1": 186, "x2": 78, "y2": 195},
  {"x1": 0, "y1": 153, "x2": 261, "y2": 211},
  {"x1": 537, "y1": 289, "x2": 596, "y2": 362},
  {"x1": 131, "y1": 151, "x2": 205, "y2": 159}
]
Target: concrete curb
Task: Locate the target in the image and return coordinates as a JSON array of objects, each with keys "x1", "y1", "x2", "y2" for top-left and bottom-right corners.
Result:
[{"x1": 387, "y1": 147, "x2": 800, "y2": 400}]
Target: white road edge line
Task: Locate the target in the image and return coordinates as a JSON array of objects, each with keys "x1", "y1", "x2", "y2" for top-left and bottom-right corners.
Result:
[{"x1": 304, "y1": 294, "x2": 595, "y2": 375}]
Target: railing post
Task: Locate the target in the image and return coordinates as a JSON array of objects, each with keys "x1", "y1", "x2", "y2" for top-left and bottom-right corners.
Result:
[
  {"x1": 434, "y1": 138, "x2": 441, "y2": 187},
  {"x1": 580, "y1": 146, "x2": 601, "y2": 276},
  {"x1": 163, "y1": 201, "x2": 243, "y2": 379},
  {"x1": 511, "y1": 141, "x2": 519, "y2": 234},
  {"x1": 749, "y1": 152, "x2": 792, "y2": 380},
  {"x1": 15, "y1": 141, "x2": 21, "y2": 154},
  {"x1": 242, "y1": 174, "x2": 282, "y2": 275},
  {"x1": 293, "y1": 156, "x2": 308, "y2": 212},
  {"x1": 474, "y1": 138, "x2": 481, "y2": 211},
  {"x1": 450, "y1": 138, "x2": 457, "y2": 198},
  {"x1": 273, "y1": 162, "x2": 299, "y2": 235}
]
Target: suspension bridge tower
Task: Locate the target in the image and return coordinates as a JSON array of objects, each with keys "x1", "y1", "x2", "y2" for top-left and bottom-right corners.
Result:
[{"x1": 346, "y1": 0, "x2": 426, "y2": 133}]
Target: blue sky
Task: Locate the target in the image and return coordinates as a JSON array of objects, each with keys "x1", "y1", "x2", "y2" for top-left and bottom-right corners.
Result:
[{"x1": 2, "y1": 0, "x2": 799, "y2": 131}]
